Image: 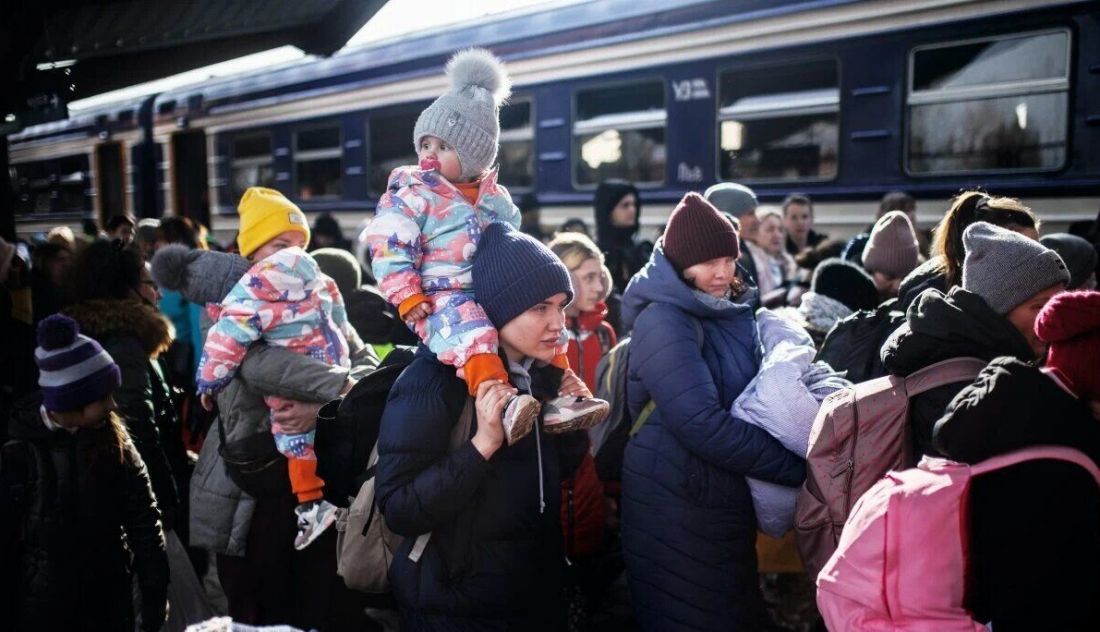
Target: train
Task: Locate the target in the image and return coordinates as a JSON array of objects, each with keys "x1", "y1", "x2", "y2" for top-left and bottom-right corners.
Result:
[{"x1": 8, "y1": 0, "x2": 1099, "y2": 250}]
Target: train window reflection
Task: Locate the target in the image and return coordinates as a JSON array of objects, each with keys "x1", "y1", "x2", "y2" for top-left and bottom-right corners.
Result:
[
  {"x1": 907, "y1": 30, "x2": 1070, "y2": 174},
  {"x1": 498, "y1": 99, "x2": 534, "y2": 190},
  {"x1": 12, "y1": 156, "x2": 90, "y2": 215},
  {"x1": 294, "y1": 125, "x2": 343, "y2": 199},
  {"x1": 573, "y1": 80, "x2": 666, "y2": 186},
  {"x1": 230, "y1": 133, "x2": 274, "y2": 203},
  {"x1": 369, "y1": 110, "x2": 419, "y2": 196},
  {"x1": 717, "y1": 59, "x2": 838, "y2": 182}
]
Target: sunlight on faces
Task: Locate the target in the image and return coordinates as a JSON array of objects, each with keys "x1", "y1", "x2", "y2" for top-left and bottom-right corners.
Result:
[
  {"x1": 499, "y1": 292, "x2": 569, "y2": 364},
  {"x1": 784, "y1": 202, "x2": 813, "y2": 242},
  {"x1": 683, "y1": 256, "x2": 737, "y2": 298},
  {"x1": 50, "y1": 394, "x2": 117, "y2": 429},
  {"x1": 1006, "y1": 284, "x2": 1064, "y2": 358},
  {"x1": 1005, "y1": 223, "x2": 1040, "y2": 242},
  {"x1": 757, "y1": 215, "x2": 786, "y2": 257},
  {"x1": 568, "y1": 258, "x2": 604, "y2": 315},
  {"x1": 251, "y1": 230, "x2": 308, "y2": 261},
  {"x1": 418, "y1": 136, "x2": 465, "y2": 182},
  {"x1": 610, "y1": 193, "x2": 637, "y2": 228}
]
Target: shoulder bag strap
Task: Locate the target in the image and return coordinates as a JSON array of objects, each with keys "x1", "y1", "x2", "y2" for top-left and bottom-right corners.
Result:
[
  {"x1": 903, "y1": 356, "x2": 987, "y2": 397},
  {"x1": 970, "y1": 445, "x2": 1100, "y2": 486}
]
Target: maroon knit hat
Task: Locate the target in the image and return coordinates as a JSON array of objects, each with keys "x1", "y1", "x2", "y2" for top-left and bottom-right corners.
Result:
[
  {"x1": 1035, "y1": 290, "x2": 1100, "y2": 400},
  {"x1": 663, "y1": 192, "x2": 740, "y2": 271}
]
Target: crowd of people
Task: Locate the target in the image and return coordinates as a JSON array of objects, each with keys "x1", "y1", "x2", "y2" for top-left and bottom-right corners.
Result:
[{"x1": 2, "y1": 47, "x2": 1100, "y2": 632}]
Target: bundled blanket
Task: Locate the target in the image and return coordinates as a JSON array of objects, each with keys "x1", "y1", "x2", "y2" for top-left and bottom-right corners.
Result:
[{"x1": 731, "y1": 309, "x2": 850, "y2": 537}]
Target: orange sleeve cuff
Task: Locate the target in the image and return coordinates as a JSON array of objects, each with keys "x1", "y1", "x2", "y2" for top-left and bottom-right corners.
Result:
[
  {"x1": 463, "y1": 353, "x2": 509, "y2": 396},
  {"x1": 398, "y1": 293, "x2": 430, "y2": 318},
  {"x1": 550, "y1": 354, "x2": 570, "y2": 370}
]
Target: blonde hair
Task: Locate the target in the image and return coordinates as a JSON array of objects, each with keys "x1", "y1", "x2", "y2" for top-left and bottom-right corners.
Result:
[
  {"x1": 549, "y1": 232, "x2": 604, "y2": 270},
  {"x1": 931, "y1": 190, "x2": 1039, "y2": 288},
  {"x1": 754, "y1": 205, "x2": 784, "y2": 223}
]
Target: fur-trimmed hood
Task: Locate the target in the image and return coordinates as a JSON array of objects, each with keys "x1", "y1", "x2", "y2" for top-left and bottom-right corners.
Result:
[{"x1": 64, "y1": 298, "x2": 174, "y2": 358}]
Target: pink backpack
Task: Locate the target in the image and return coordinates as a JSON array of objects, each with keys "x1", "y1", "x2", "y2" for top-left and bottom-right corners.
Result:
[
  {"x1": 816, "y1": 446, "x2": 1100, "y2": 631},
  {"x1": 795, "y1": 357, "x2": 986, "y2": 579}
]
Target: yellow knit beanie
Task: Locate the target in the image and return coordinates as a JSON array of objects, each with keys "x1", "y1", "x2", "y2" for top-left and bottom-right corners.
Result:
[{"x1": 236, "y1": 187, "x2": 310, "y2": 257}]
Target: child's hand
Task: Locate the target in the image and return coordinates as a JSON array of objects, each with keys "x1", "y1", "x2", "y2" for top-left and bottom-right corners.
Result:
[
  {"x1": 200, "y1": 392, "x2": 217, "y2": 411},
  {"x1": 558, "y1": 369, "x2": 592, "y2": 399},
  {"x1": 404, "y1": 301, "x2": 433, "y2": 325}
]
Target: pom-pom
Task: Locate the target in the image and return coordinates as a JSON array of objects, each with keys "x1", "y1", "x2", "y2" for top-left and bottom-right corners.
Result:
[
  {"x1": 37, "y1": 314, "x2": 79, "y2": 350},
  {"x1": 447, "y1": 48, "x2": 511, "y2": 105},
  {"x1": 1035, "y1": 290, "x2": 1100, "y2": 343},
  {"x1": 151, "y1": 244, "x2": 192, "y2": 291}
]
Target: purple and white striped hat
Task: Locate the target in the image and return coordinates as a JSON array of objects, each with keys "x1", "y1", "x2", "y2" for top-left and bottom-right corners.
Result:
[{"x1": 36, "y1": 314, "x2": 121, "y2": 412}]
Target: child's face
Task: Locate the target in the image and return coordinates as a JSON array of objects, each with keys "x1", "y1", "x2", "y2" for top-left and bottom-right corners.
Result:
[
  {"x1": 417, "y1": 136, "x2": 464, "y2": 182},
  {"x1": 50, "y1": 395, "x2": 117, "y2": 429},
  {"x1": 251, "y1": 230, "x2": 307, "y2": 261}
]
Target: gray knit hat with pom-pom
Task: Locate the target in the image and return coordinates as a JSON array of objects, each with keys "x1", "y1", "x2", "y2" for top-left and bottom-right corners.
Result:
[{"x1": 413, "y1": 48, "x2": 512, "y2": 179}]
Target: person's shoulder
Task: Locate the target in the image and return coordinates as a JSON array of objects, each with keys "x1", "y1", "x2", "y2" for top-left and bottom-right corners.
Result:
[{"x1": 395, "y1": 352, "x2": 460, "y2": 391}]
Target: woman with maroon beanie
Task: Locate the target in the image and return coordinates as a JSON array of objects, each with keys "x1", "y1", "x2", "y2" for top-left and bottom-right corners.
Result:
[
  {"x1": 933, "y1": 290, "x2": 1100, "y2": 631},
  {"x1": 620, "y1": 193, "x2": 805, "y2": 631}
]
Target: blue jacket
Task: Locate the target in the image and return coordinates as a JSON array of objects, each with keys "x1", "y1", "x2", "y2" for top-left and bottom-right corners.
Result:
[
  {"x1": 620, "y1": 247, "x2": 806, "y2": 631},
  {"x1": 375, "y1": 348, "x2": 584, "y2": 629}
]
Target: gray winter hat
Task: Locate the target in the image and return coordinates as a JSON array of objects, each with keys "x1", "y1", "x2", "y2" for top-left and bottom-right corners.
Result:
[
  {"x1": 962, "y1": 222, "x2": 1069, "y2": 314},
  {"x1": 704, "y1": 182, "x2": 758, "y2": 217},
  {"x1": 151, "y1": 244, "x2": 252, "y2": 305},
  {"x1": 413, "y1": 48, "x2": 512, "y2": 180}
]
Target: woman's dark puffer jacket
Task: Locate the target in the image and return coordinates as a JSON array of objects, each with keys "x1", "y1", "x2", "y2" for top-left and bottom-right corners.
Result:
[
  {"x1": 619, "y1": 246, "x2": 806, "y2": 631},
  {"x1": 880, "y1": 287, "x2": 1035, "y2": 461},
  {"x1": 375, "y1": 348, "x2": 586, "y2": 630},
  {"x1": 63, "y1": 299, "x2": 186, "y2": 527},
  {"x1": 2, "y1": 394, "x2": 169, "y2": 631},
  {"x1": 932, "y1": 357, "x2": 1100, "y2": 631}
]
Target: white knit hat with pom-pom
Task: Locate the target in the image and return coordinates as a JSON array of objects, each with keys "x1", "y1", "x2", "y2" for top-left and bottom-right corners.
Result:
[{"x1": 413, "y1": 48, "x2": 512, "y2": 179}]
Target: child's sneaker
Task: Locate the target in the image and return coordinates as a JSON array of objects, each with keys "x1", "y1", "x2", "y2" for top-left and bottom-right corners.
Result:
[
  {"x1": 542, "y1": 397, "x2": 610, "y2": 434},
  {"x1": 294, "y1": 499, "x2": 338, "y2": 550},
  {"x1": 503, "y1": 394, "x2": 540, "y2": 445}
]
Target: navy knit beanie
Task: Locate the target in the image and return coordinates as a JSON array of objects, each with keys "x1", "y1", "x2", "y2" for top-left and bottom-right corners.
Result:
[
  {"x1": 36, "y1": 314, "x2": 121, "y2": 412},
  {"x1": 473, "y1": 222, "x2": 574, "y2": 328}
]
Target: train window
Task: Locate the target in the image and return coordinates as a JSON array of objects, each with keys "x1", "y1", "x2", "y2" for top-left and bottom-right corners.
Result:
[
  {"x1": 907, "y1": 30, "x2": 1070, "y2": 174},
  {"x1": 12, "y1": 156, "x2": 89, "y2": 214},
  {"x1": 294, "y1": 125, "x2": 343, "y2": 199},
  {"x1": 368, "y1": 110, "x2": 419, "y2": 196},
  {"x1": 717, "y1": 59, "x2": 839, "y2": 182},
  {"x1": 573, "y1": 80, "x2": 666, "y2": 186},
  {"x1": 230, "y1": 133, "x2": 275, "y2": 202},
  {"x1": 498, "y1": 99, "x2": 534, "y2": 190}
]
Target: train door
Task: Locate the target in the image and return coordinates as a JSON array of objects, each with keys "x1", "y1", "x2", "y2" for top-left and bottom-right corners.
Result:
[
  {"x1": 172, "y1": 129, "x2": 210, "y2": 227},
  {"x1": 95, "y1": 142, "x2": 125, "y2": 226}
]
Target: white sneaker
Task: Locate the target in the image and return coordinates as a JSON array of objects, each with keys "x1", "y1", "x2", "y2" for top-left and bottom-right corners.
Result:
[
  {"x1": 294, "y1": 499, "x2": 338, "y2": 550},
  {"x1": 502, "y1": 394, "x2": 540, "y2": 445},
  {"x1": 542, "y1": 396, "x2": 610, "y2": 434}
]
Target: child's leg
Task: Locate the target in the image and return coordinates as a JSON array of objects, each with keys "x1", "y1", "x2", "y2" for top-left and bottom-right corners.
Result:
[
  {"x1": 270, "y1": 418, "x2": 324, "y2": 504},
  {"x1": 414, "y1": 290, "x2": 508, "y2": 395}
]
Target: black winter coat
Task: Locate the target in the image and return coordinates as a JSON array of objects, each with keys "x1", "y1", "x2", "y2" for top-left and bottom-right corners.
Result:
[
  {"x1": 815, "y1": 300, "x2": 905, "y2": 384},
  {"x1": 595, "y1": 180, "x2": 653, "y2": 294},
  {"x1": 64, "y1": 299, "x2": 186, "y2": 527},
  {"x1": 881, "y1": 287, "x2": 1035, "y2": 461},
  {"x1": 375, "y1": 348, "x2": 586, "y2": 630},
  {"x1": 2, "y1": 394, "x2": 169, "y2": 631},
  {"x1": 932, "y1": 357, "x2": 1100, "y2": 631}
]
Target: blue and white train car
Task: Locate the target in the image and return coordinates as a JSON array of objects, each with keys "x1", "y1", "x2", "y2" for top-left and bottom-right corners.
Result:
[{"x1": 9, "y1": 0, "x2": 1099, "y2": 245}]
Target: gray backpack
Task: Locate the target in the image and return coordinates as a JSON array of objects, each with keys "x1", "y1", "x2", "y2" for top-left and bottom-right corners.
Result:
[{"x1": 335, "y1": 398, "x2": 474, "y2": 593}]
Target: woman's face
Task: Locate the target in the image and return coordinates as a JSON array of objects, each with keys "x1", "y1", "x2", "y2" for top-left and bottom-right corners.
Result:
[
  {"x1": 871, "y1": 271, "x2": 902, "y2": 298},
  {"x1": 136, "y1": 263, "x2": 159, "y2": 304},
  {"x1": 610, "y1": 193, "x2": 638, "y2": 228},
  {"x1": 784, "y1": 202, "x2": 813, "y2": 241},
  {"x1": 568, "y1": 257, "x2": 604, "y2": 315},
  {"x1": 499, "y1": 292, "x2": 569, "y2": 364},
  {"x1": 756, "y1": 215, "x2": 786, "y2": 256},
  {"x1": 682, "y1": 256, "x2": 737, "y2": 298},
  {"x1": 1006, "y1": 284, "x2": 1063, "y2": 358},
  {"x1": 51, "y1": 395, "x2": 117, "y2": 429}
]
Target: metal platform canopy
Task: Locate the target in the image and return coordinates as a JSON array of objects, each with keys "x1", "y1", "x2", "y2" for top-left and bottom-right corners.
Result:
[{"x1": 1, "y1": 0, "x2": 387, "y2": 239}]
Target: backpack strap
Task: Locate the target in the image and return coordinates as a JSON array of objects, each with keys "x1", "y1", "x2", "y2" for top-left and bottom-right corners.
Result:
[
  {"x1": 969, "y1": 445, "x2": 1100, "y2": 487},
  {"x1": 407, "y1": 396, "x2": 475, "y2": 563},
  {"x1": 903, "y1": 357, "x2": 987, "y2": 397}
]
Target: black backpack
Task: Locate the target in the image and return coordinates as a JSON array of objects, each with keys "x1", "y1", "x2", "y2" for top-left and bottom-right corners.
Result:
[
  {"x1": 314, "y1": 346, "x2": 417, "y2": 506},
  {"x1": 815, "y1": 301, "x2": 906, "y2": 385}
]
